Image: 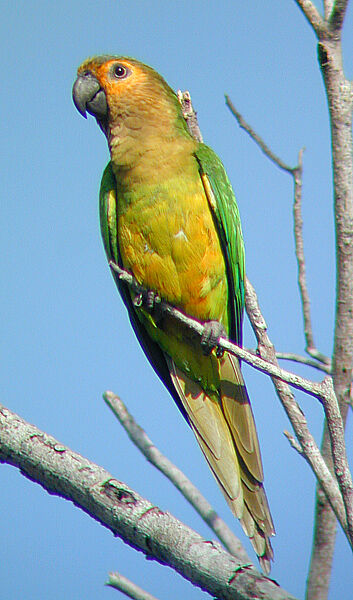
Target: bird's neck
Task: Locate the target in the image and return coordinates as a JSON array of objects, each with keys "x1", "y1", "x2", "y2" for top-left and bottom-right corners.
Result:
[{"x1": 108, "y1": 119, "x2": 197, "y2": 187}]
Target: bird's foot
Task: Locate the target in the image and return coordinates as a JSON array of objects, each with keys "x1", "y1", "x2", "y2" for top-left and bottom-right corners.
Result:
[
  {"x1": 201, "y1": 321, "x2": 226, "y2": 358},
  {"x1": 132, "y1": 286, "x2": 162, "y2": 319}
]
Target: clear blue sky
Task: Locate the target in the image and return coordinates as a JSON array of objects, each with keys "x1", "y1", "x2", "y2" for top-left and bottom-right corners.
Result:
[{"x1": 1, "y1": 2, "x2": 352, "y2": 599}]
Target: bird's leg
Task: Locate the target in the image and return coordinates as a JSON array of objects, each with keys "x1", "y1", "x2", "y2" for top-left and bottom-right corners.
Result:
[{"x1": 201, "y1": 321, "x2": 227, "y2": 358}]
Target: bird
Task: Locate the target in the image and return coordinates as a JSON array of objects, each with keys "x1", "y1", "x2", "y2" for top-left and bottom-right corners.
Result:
[{"x1": 72, "y1": 56, "x2": 275, "y2": 572}]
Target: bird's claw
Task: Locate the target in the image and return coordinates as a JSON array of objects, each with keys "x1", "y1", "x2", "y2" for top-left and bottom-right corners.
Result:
[
  {"x1": 133, "y1": 292, "x2": 143, "y2": 307},
  {"x1": 201, "y1": 321, "x2": 226, "y2": 357},
  {"x1": 133, "y1": 286, "x2": 161, "y2": 316},
  {"x1": 145, "y1": 289, "x2": 161, "y2": 311}
]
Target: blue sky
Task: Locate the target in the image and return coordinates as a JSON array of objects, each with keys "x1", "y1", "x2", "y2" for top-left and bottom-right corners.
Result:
[{"x1": 1, "y1": 1, "x2": 352, "y2": 599}]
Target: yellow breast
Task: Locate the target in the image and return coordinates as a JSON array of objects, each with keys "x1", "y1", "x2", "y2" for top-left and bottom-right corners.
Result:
[{"x1": 117, "y1": 173, "x2": 229, "y2": 327}]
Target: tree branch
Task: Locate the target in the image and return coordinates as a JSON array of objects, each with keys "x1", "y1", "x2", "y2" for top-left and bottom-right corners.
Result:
[
  {"x1": 294, "y1": 0, "x2": 325, "y2": 36},
  {"x1": 0, "y1": 403, "x2": 297, "y2": 600},
  {"x1": 300, "y1": 4, "x2": 353, "y2": 595},
  {"x1": 177, "y1": 90, "x2": 203, "y2": 143},
  {"x1": 320, "y1": 380, "x2": 353, "y2": 543},
  {"x1": 328, "y1": 0, "x2": 349, "y2": 30},
  {"x1": 283, "y1": 430, "x2": 304, "y2": 454},
  {"x1": 109, "y1": 261, "x2": 325, "y2": 398},
  {"x1": 292, "y1": 150, "x2": 329, "y2": 363},
  {"x1": 103, "y1": 391, "x2": 249, "y2": 562},
  {"x1": 225, "y1": 96, "x2": 295, "y2": 174},
  {"x1": 275, "y1": 352, "x2": 331, "y2": 374},
  {"x1": 106, "y1": 572, "x2": 160, "y2": 600},
  {"x1": 323, "y1": 0, "x2": 335, "y2": 20},
  {"x1": 305, "y1": 424, "x2": 338, "y2": 600}
]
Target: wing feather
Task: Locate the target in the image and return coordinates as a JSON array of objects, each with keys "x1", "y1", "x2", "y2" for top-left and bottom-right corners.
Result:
[
  {"x1": 195, "y1": 144, "x2": 245, "y2": 345},
  {"x1": 99, "y1": 162, "x2": 190, "y2": 421}
]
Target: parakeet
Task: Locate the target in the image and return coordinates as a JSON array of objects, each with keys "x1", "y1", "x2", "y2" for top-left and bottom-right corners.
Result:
[{"x1": 73, "y1": 56, "x2": 275, "y2": 572}]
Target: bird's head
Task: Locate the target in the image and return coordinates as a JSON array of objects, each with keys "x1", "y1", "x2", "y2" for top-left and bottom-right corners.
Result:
[{"x1": 72, "y1": 56, "x2": 184, "y2": 141}]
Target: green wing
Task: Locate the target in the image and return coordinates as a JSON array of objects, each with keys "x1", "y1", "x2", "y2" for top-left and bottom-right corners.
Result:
[
  {"x1": 194, "y1": 144, "x2": 245, "y2": 346},
  {"x1": 99, "y1": 161, "x2": 190, "y2": 420}
]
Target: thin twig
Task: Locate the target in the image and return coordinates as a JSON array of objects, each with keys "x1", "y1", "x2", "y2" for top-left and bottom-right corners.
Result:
[
  {"x1": 292, "y1": 150, "x2": 330, "y2": 364},
  {"x1": 103, "y1": 391, "x2": 249, "y2": 562},
  {"x1": 293, "y1": 150, "x2": 314, "y2": 357},
  {"x1": 283, "y1": 431, "x2": 303, "y2": 454},
  {"x1": 106, "y1": 572, "x2": 160, "y2": 600},
  {"x1": 294, "y1": 0, "x2": 325, "y2": 36},
  {"x1": 275, "y1": 352, "x2": 331, "y2": 374},
  {"x1": 225, "y1": 96, "x2": 294, "y2": 173}
]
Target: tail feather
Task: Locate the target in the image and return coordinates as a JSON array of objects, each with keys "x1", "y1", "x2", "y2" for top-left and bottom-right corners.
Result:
[
  {"x1": 165, "y1": 351, "x2": 275, "y2": 573},
  {"x1": 220, "y1": 354, "x2": 263, "y2": 481},
  {"x1": 168, "y1": 357, "x2": 243, "y2": 512}
]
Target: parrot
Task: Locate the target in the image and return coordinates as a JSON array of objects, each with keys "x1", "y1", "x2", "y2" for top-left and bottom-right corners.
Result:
[{"x1": 72, "y1": 56, "x2": 275, "y2": 572}]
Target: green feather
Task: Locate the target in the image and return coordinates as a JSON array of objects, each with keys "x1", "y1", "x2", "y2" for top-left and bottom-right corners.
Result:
[
  {"x1": 194, "y1": 143, "x2": 245, "y2": 346},
  {"x1": 99, "y1": 161, "x2": 193, "y2": 419}
]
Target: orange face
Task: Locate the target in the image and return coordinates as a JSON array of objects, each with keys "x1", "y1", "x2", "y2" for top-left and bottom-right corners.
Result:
[
  {"x1": 73, "y1": 55, "x2": 174, "y2": 134},
  {"x1": 77, "y1": 56, "x2": 148, "y2": 101}
]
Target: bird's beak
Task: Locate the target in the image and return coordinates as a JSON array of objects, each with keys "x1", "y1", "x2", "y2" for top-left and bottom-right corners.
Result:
[{"x1": 72, "y1": 73, "x2": 108, "y2": 123}]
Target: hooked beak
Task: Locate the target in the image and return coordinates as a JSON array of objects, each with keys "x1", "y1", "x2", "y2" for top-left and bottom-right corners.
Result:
[{"x1": 72, "y1": 72, "x2": 108, "y2": 124}]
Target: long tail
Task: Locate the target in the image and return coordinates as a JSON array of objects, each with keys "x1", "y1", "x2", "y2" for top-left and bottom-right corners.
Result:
[{"x1": 166, "y1": 351, "x2": 275, "y2": 574}]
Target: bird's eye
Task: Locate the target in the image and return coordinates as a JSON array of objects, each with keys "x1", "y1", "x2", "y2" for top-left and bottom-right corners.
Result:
[{"x1": 113, "y1": 64, "x2": 128, "y2": 79}]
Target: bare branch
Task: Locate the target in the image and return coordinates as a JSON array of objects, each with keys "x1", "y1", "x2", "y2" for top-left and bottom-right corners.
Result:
[
  {"x1": 106, "y1": 572, "x2": 159, "y2": 600},
  {"x1": 225, "y1": 96, "x2": 294, "y2": 173},
  {"x1": 305, "y1": 11, "x2": 353, "y2": 593},
  {"x1": 320, "y1": 379, "x2": 353, "y2": 542},
  {"x1": 283, "y1": 431, "x2": 304, "y2": 454},
  {"x1": 294, "y1": 0, "x2": 325, "y2": 36},
  {"x1": 306, "y1": 425, "x2": 339, "y2": 600},
  {"x1": 0, "y1": 403, "x2": 298, "y2": 600},
  {"x1": 275, "y1": 352, "x2": 331, "y2": 374},
  {"x1": 177, "y1": 90, "x2": 203, "y2": 143},
  {"x1": 328, "y1": 0, "x2": 349, "y2": 30},
  {"x1": 292, "y1": 149, "x2": 329, "y2": 363},
  {"x1": 323, "y1": 0, "x2": 335, "y2": 20},
  {"x1": 104, "y1": 391, "x2": 249, "y2": 562}
]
